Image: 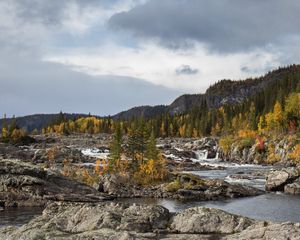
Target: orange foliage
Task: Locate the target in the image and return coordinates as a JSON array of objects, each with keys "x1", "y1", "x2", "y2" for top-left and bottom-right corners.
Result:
[
  {"x1": 238, "y1": 129, "x2": 257, "y2": 139},
  {"x1": 290, "y1": 144, "x2": 300, "y2": 163}
]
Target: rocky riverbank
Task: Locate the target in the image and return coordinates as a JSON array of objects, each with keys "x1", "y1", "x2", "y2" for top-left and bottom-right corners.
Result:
[
  {"x1": 1, "y1": 201, "x2": 299, "y2": 240},
  {"x1": 0, "y1": 157, "x2": 263, "y2": 210},
  {"x1": 1, "y1": 133, "x2": 298, "y2": 170},
  {"x1": 0, "y1": 159, "x2": 110, "y2": 207}
]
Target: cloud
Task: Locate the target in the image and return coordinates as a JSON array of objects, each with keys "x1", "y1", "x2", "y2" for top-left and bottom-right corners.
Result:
[
  {"x1": 0, "y1": 49, "x2": 180, "y2": 117},
  {"x1": 109, "y1": 0, "x2": 300, "y2": 52},
  {"x1": 176, "y1": 65, "x2": 199, "y2": 75},
  {"x1": 44, "y1": 42, "x2": 283, "y2": 92},
  {"x1": 2, "y1": 0, "x2": 300, "y2": 117}
]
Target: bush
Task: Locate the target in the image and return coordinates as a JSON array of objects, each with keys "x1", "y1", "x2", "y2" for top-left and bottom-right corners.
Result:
[
  {"x1": 266, "y1": 143, "x2": 281, "y2": 164},
  {"x1": 289, "y1": 144, "x2": 300, "y2": 163},
  {"x1": 219, "y1": 135, "x2": 235, "y2": 155},
  {"x1": 237, "y1": 137, "x2": 255, "y2": 151}
]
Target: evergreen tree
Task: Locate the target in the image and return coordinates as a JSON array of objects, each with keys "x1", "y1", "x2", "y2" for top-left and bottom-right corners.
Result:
[
  {"x1": 126, "y1": 120, "x2": 148, "y2": 171},
  {"x1": 145, "y1": 130, "x2": 158, "y2": 161},
  {"x1": 108, "y1": 124, "x2": 122, "y2": 173}
]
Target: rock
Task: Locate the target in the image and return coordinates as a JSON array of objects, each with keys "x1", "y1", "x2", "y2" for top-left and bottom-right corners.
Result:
[
  {"x1": 99, "y1": 174, "x2": 135, "y2": 197},
  {"x1": 228, "y1": 221, "x2": 300, "y2": 240},
  {"x1": 161, "y1": 173, "x2": 263, "y2": 201},
  {"x1": 284, "y1": 179, "x2": 300, "y2": 195},
  {"x1": 265, "y1": 168, "x2": 299, "y2": 192},
  {"x1": 0, "y1": 202, "x2": 170, "y2": 239},
  {"x1": 98, "y1": 173, "x2": 262, "y2": 201},
  {"x1": 170, "y1": 207, "x2": 254, "y2": 234},
  {"x1": 0, "y1": 159, "x2": 111, "y2": 207},
  {"x1": 2, "y1": 202, "x2": 299, "y2": 240}
]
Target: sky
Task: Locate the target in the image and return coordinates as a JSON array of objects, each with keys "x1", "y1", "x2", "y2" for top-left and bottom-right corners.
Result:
[{"x1": 1, "y1": 0, "x2": 300, "y2": 117}]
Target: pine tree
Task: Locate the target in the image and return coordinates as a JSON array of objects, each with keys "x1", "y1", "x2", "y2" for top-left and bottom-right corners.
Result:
[
  {"x1": 145, "y1": 130, "x2": 158, "y2": 161},
  {"x1": 126, "y1": 120, "x2": 148, "y2": 171},
  {"x1": 108, "y1": 124, "x2": 122, "y2": 173}
]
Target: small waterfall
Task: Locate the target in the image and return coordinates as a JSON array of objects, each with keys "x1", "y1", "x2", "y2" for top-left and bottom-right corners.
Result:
[{"x1": 194, "y1": 150, "x2": 208, "y2": 161}]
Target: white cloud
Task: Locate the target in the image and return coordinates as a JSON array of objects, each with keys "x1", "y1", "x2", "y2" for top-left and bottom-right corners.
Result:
[{"x1": 44, "y1": 41, "x2": 281, "y2": 93}]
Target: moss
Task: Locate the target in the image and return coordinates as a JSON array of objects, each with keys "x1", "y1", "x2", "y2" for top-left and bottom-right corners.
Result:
[
  {"x1": 165, "y1": 179, "x2": 182, "y2": 192},
  {"x1": 165, "y1": 174, "x2": 205, "y2": 192}
]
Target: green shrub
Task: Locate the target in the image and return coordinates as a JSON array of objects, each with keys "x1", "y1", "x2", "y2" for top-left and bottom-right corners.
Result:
[{"x1": 237, "y1": 137, "x2": 255, "y2": 151}]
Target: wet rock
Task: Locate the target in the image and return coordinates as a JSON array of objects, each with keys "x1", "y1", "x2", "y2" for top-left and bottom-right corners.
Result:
[
  {"x1": 0, "y1": 159, "x2": 111, "y2": 207},
  {"x1": 265, "y1": 168, "x2": 299, "y2": 192}
]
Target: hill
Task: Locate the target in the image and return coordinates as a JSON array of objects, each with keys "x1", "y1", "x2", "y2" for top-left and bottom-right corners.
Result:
[
  {"x1": 0, "y1": 113, "x2": 95, "y2": 133},
  {"x1": 114, "y1": 64, "x2": 300, "y2": 119}
]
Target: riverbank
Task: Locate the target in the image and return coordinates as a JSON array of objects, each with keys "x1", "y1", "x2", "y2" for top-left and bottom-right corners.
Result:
[{"x1": 1, "y1": 134, "x2": 300, "y2": 239}]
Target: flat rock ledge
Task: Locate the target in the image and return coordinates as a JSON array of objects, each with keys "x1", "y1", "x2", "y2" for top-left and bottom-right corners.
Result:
[
  {"x1": 0, "y1": 159, "x2": 111, "y2": 207},
  {"x1": 1, "y1": 202, "x2": 299, "y2": 240}
]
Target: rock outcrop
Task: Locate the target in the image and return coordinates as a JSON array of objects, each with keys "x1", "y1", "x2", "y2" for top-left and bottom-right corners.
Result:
[
  {"x1": 0, "y1": 159, "x2": 110, "y2": 207},
  {"x1": 99, "y1": 173, "x2": 263, "y2": 200},
  {"x1": 170, "y1": 207, "x2": 254, "y2": 234},
  {"x1": 228, "y1": 221, "x2": 300, "y2": 240},
  {"x1": 1, "y1": 202, "x2": 299, "y2": 240},
  {"x1": 265, "y1": 168, "x2": 300, "y2": 194}
]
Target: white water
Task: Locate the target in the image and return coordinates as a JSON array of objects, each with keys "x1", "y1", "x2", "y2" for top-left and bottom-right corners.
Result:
[
  {"x1": 189, "y1": 150, "x2": 273, "y2": 190},
  {"x1": 81, "y1": 148, "x2": 109, "y2": 159}
]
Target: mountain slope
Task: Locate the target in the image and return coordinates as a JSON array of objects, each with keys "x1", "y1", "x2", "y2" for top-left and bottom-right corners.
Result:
[{"x1": 114, "y1": 65, "x2": 300, "y2": 119}]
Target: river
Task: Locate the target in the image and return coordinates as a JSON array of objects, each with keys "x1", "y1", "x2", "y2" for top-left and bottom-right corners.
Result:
[{"x1": 1, "y1": 149, "x2": 299, "y2": 227}]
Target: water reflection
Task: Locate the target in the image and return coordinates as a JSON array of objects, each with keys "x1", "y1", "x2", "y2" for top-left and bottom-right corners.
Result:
[
  {"x1": 117, "y1": 193, "x2": 300, "y2": 223},
  {"x1": 0, "y1": 207, "x2": 44, "y2": 227}
]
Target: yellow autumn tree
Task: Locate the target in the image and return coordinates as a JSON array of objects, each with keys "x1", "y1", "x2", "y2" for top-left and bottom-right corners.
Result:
[{"x1": 265, "y1": 101, "x2": 284, "y2": 133}]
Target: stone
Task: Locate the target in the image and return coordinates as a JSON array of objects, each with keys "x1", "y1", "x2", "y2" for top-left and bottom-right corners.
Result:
[
  {"x1": 228, "y1": 221, "x2": 300, "y2": 240},
  {"x1": 170, "y1": 207, "x2": 253, "y2": 234},
  {"x1": 284, "y1": 179, "x2": 300, "y2": 195},
  {"x1": 0, "y1": 202, "x2": 170, "y2": 239},
  {"x1": 0, "y1": 159, "x2": 111, "y2": 207},
  {"x1": 265, "y1": 169, "x2": 299, "y2": 192}
]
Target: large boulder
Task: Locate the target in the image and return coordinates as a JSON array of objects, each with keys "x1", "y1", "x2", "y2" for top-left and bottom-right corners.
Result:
[
  {"x1": 0, "y1": 159, "x2": 110, "y2": 207},
  {"x1": 265, "y1": 168, "x2": 299, "y2": 192},
  {"x1": 170, "y1": 207, "x2": 253, "y2": 234}
]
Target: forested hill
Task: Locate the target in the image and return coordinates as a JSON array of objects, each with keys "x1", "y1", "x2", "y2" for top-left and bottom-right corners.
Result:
[
  {"x1": 0, "y1": 113, "x2": 94, "y2": 133},
  {"x1": 114, "y1": 64, "x2": 300, "y2": 119},
  {"x1": 1, "y1": 64, "x2": 300, "y2": 133}
]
